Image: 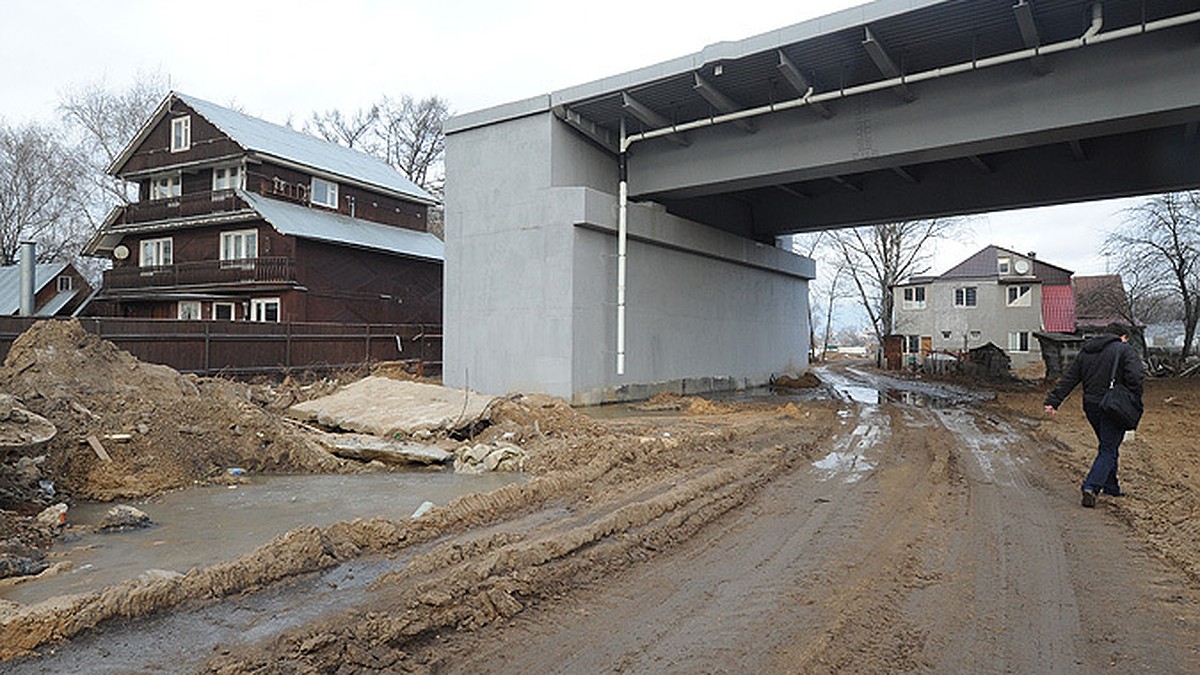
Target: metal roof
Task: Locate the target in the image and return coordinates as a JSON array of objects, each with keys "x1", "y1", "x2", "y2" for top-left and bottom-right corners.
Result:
[
  {"x1": 1041, "y1": 284, "x2": 1077, "y2": 332},
  {"x1": 36, "y1": 289, "x2": 80, "y2": 317},
  {"x1": 239, "y1": 191, "x2": 444, "y2": 262},
  {"x1": 175, "y1": 93, "x2": 435, "y2": 205},
  {"x1": 939, "y1": 245, "x2": 1071, "y2": 280},
  {"x1": 110, "y1": 92, "x2": 435, "y2": 206},
  {"x1": 0, "y1": 263, "x2": 68, "y2": 314}
]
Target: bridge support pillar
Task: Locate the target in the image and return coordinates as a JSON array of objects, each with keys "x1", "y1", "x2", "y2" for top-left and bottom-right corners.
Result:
[{"x1": 445, "y1": 109, "x2": 814, "y2": 404}]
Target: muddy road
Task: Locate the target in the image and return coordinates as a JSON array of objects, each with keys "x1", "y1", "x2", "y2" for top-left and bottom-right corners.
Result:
[{"x1": 5, "y1": 363, "x2": 1200, "y2": 673}]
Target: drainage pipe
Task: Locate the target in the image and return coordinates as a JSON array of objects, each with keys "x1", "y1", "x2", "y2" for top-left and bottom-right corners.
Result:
[
  {"x1": 620, "y1": 5, "x2": 1200, "y2": 152},
  {"x1": 19, "y1": 241, "x2": 35, "y2": 317},
  {"x1": 617, "y1": 119, "x2": 628, "y2": 375}
]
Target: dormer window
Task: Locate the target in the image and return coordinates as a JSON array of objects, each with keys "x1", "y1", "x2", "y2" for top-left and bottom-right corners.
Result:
[
  {"x1": 997, "y1": 257, "x2": 1011, "y2": 275},
  {"x1": 213, "y1": 164, "x2": 242, "y2": 191},
  {"x1": 311, "y1": 177, "x2": 338, "y2": 209},
  {"x1": 150, "y1": 173, "x2": 181, "y2": 200},
  {"x1": 171, "y1": 116, "x2": 191, "y2": 152}
]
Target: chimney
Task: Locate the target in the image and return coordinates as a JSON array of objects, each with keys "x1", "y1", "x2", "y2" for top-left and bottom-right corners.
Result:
[
  {"x1": 1027, "y1": 251, "x2": 1037, "y2": 259},
  {"x1": 19, "y1": 241, "x2": 35, "y2": 317}
]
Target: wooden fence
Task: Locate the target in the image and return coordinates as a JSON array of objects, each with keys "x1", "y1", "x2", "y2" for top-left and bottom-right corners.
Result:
[{"x1": 0, "y1": 317, "x2": 441, "y2": 378}]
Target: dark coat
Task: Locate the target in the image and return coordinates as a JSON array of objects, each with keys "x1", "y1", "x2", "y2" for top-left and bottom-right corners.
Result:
[{"x1": 1044, "y1": 334, "x2": 1144, "y2": 410}]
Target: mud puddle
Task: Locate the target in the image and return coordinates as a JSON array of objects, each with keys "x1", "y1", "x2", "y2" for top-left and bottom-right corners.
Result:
[{"x1": 2, "y1": 471, "x2": 524, "y2": 606}]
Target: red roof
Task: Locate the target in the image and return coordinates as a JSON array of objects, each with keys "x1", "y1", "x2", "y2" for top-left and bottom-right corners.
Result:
[{"x1": 1042, "y1": 284, "x2": 1076, "y2": 332}]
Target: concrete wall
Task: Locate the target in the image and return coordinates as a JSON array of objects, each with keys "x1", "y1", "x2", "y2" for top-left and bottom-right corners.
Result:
[{"x1": 445, "y1": 110, "x2": 813, "y2": 403}]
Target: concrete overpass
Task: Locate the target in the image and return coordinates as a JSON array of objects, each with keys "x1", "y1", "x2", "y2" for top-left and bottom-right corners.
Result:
[{"x1": 444, "y1": 0, "x2": 1200, "y2": 404}]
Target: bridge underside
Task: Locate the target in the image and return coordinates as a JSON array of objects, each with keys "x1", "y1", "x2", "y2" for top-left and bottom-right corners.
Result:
[
  {"x1": 556, "y1": 0, "x2": 1200, "y2": 239},
  {"x1": 444, "y1": 0, "x2": 1200, "y2": 402}
]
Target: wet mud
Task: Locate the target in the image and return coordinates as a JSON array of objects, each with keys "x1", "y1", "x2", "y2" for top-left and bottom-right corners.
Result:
[{"x1": 3, "y1": 362, "x2": 1199, "y2": 674}]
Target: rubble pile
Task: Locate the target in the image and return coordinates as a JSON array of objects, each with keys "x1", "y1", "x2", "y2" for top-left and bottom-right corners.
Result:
[{"x1": 0, "y1": 320, "x2": 342, "y2": 507}]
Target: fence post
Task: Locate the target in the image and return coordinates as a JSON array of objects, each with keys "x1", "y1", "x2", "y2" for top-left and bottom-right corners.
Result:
[
  {"x1": 365, "y1": 323, "x2": 372, "y2": 366},
  {"x1": 204, "y1": 321, "x2": 211, "y2": 374},
  {"x1": 285, "y1": 322, "x2": 292, "y2": 370}
]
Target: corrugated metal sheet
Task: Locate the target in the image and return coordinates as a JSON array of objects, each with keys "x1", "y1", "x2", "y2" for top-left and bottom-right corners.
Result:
[
  {"x1": 239, "y1": 191, "x2": 444, "y2": 262},
  {"x1": 35, "y1": 290, "x2": 79, "y2": 317},
  {"x1": 0, "y1": 263, "x2": 67, "y2": 314},
  {"x1": 176, "y1": 93, "x2": 435, "y2": 205},
  {"x1": 1042, "y1": 284, "x2": 1076, "y2": 332},
  {"x1": 554, "y1": 0, "x2": 1199, "y2": 137}
]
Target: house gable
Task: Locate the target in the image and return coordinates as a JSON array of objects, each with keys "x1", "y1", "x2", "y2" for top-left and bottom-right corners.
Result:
[{"x1": 111, "y1": 98, "x2": 245, "y2": 178}]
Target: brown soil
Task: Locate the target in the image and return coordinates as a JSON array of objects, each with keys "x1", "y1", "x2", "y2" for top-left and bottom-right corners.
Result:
[
  {"x1": 988, "y1": 376, "x2": 1200, "y2": 582},
  {"x1": 0, "y1": 320, "x2": 344, "y2": 503},
  {"x1": 1, "y1": 361, "x2": 1198, "y2": 673}
]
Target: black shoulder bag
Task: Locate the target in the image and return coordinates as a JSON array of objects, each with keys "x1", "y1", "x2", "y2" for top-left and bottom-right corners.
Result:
[{"x1": 1100, "y1": 343, "x2": 1143, "y2": 430}]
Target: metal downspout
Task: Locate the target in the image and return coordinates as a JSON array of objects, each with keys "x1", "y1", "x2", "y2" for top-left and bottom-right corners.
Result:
[{"x1": 617, "y1": 119, "x2": 628, "y2": 375}]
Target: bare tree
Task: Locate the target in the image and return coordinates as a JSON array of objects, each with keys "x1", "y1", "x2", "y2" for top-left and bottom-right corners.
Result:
[
  {"x1": 375, "y1": 95, "x2": 450, "y2": 198},
  {"x1": 305, "y1": 106, "x2": 380, "y2": 151},
  {"x1": 828, "y1": 219, "x2": 963, "y2": 351},
  {"x1": 59, "y1": 73, "x2": 168, "y2": 216},
  {"x1": 1105, "y1": 191, "x2": 1200, "y2": 362},
  {"x1": 302, "y1": 95, "x2": 450, "y2": 200},
  {"x1": 0, "y1": 121, "x2": 90, "y2": 264}
]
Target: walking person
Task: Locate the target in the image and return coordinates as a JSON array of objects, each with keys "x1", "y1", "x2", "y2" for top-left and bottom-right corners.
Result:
[{"x1": 1043, "y1": 323, "x2": 1144, "y2": 507}]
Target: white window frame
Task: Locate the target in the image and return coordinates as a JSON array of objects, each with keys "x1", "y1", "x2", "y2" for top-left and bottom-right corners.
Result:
[
  {"x1": 212, "y1": 164, "x2": 243, "y2": 191},
  {"x1": 954, "y1": 286, "x2": 977, "y2": 307},
  {"x1": 1006, "y1": 285, "x2": 1032, "y2": 307},
  {"x1": 310, "y1": 177, "x2": 338, "y2": 209},
  {"x1": 140, "y1": 237, "x2": 173, "y2": 268},
  {"x1": 213, "y1": 302, "x2": 236, "y2": 321},
  {"x1": 171, "y1": 116, "x2": 191, "y2": 152},
  {"x1": 220, "y1": 229, "x2": 258, "y2": 268},
  {"x1": 250, "y1": 297, "x2": 281, "y2": 323},
  {"x1": 902, "y1": 286, "x2": 927, "y2": 310},
  {"x1": 150, "y1": 172, "x2": 182, "y2": 200},
  {"x1": 997, "y1": 257, "x2": 1011, "y2": 275},
  {"x1": 177, "y1": 300, "x2": 202, "y2": 320},
  {"x1": 56, "y1": 275, "x2": 73, "y2": 292},
  {"x1": 1008, "y1": 331, "x2": 1031, "y2": 353}
]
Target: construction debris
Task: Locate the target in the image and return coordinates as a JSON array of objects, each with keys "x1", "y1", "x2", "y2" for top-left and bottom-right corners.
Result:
[
  {"x1": 288, "y1": 377, "x2": 495, "y2": 438},
  {"x1": 453, "y1": 442, "x2": 526, "y2": 474},
  {"x1": 320, "y1": 434, "x2": 453, "y2": 466},
  {"x1": 98, "y1": 505, "x2": 152, "y2": 532}
]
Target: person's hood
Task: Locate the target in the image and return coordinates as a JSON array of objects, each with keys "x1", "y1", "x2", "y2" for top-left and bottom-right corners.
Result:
[{"x1": 1081, "y1": 334, "x2": 1122, "y2": 353}]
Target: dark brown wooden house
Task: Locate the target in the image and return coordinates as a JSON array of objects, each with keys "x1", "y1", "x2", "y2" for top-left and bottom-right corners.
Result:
[{"x1": 84, "y1": 92, "x2": 442, "y2": 324}]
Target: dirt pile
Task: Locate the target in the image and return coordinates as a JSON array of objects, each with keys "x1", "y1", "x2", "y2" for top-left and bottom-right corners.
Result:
[{"x1": 0, "y1": 320, "x2": 342, "y2": 504}]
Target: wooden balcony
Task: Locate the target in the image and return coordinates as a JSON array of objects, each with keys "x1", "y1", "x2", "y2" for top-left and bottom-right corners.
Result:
[
  {"x1": 116, "y1": 190, "x2": 247, "y2": 225},
  {"x1": 103, "y1": 257, "x2": 295, "y2": 289}
]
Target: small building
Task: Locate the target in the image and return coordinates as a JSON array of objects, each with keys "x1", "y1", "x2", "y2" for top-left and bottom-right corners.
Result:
[
  {"x1": 83, "y1": 92, "x2": 443, "y2": 324},
  {"x1": 892, "y1": 245, "x2": 1074, "y2": 370},
  {"x1": 0, "y1": 262, "x2": 92, "y2": 317},
  {"x1": 1073, "y1": 274, "x2": 1129, "y2": 331}
]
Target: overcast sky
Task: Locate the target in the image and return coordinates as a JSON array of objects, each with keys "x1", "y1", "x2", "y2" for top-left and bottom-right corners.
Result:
[{"x1": 1, "y1": 0, "x2": 1137, "y2": 284}]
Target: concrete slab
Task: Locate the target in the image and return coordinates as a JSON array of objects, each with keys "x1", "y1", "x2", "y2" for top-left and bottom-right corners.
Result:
[
  {"x1": 287, "y1": 377, "x2": 495, "y2": 437},
  {"x1": 319, "y1": 434, "x2": 453, "y2": 466}
]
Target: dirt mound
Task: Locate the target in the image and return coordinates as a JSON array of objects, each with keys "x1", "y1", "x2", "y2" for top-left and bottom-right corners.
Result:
[
  {"x1": 0, "y1": 320, "x2": 342, "y2": 503},
  {"x1": 771, "y1": 372, "x2": 821, "y2": 389}
]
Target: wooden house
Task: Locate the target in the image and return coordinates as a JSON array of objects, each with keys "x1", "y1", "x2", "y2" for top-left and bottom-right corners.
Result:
[
  {"x1": 83, "y1": 92, "x2": 443, "y2": 324},
  {"x1": 0, "y1": 262, "x2": 92, "y2": 317}
]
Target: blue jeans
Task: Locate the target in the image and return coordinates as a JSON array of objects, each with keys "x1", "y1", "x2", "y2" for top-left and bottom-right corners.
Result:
[{"x1": 1082, "y1": 404, "x2": 1124, "y2": 495}]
